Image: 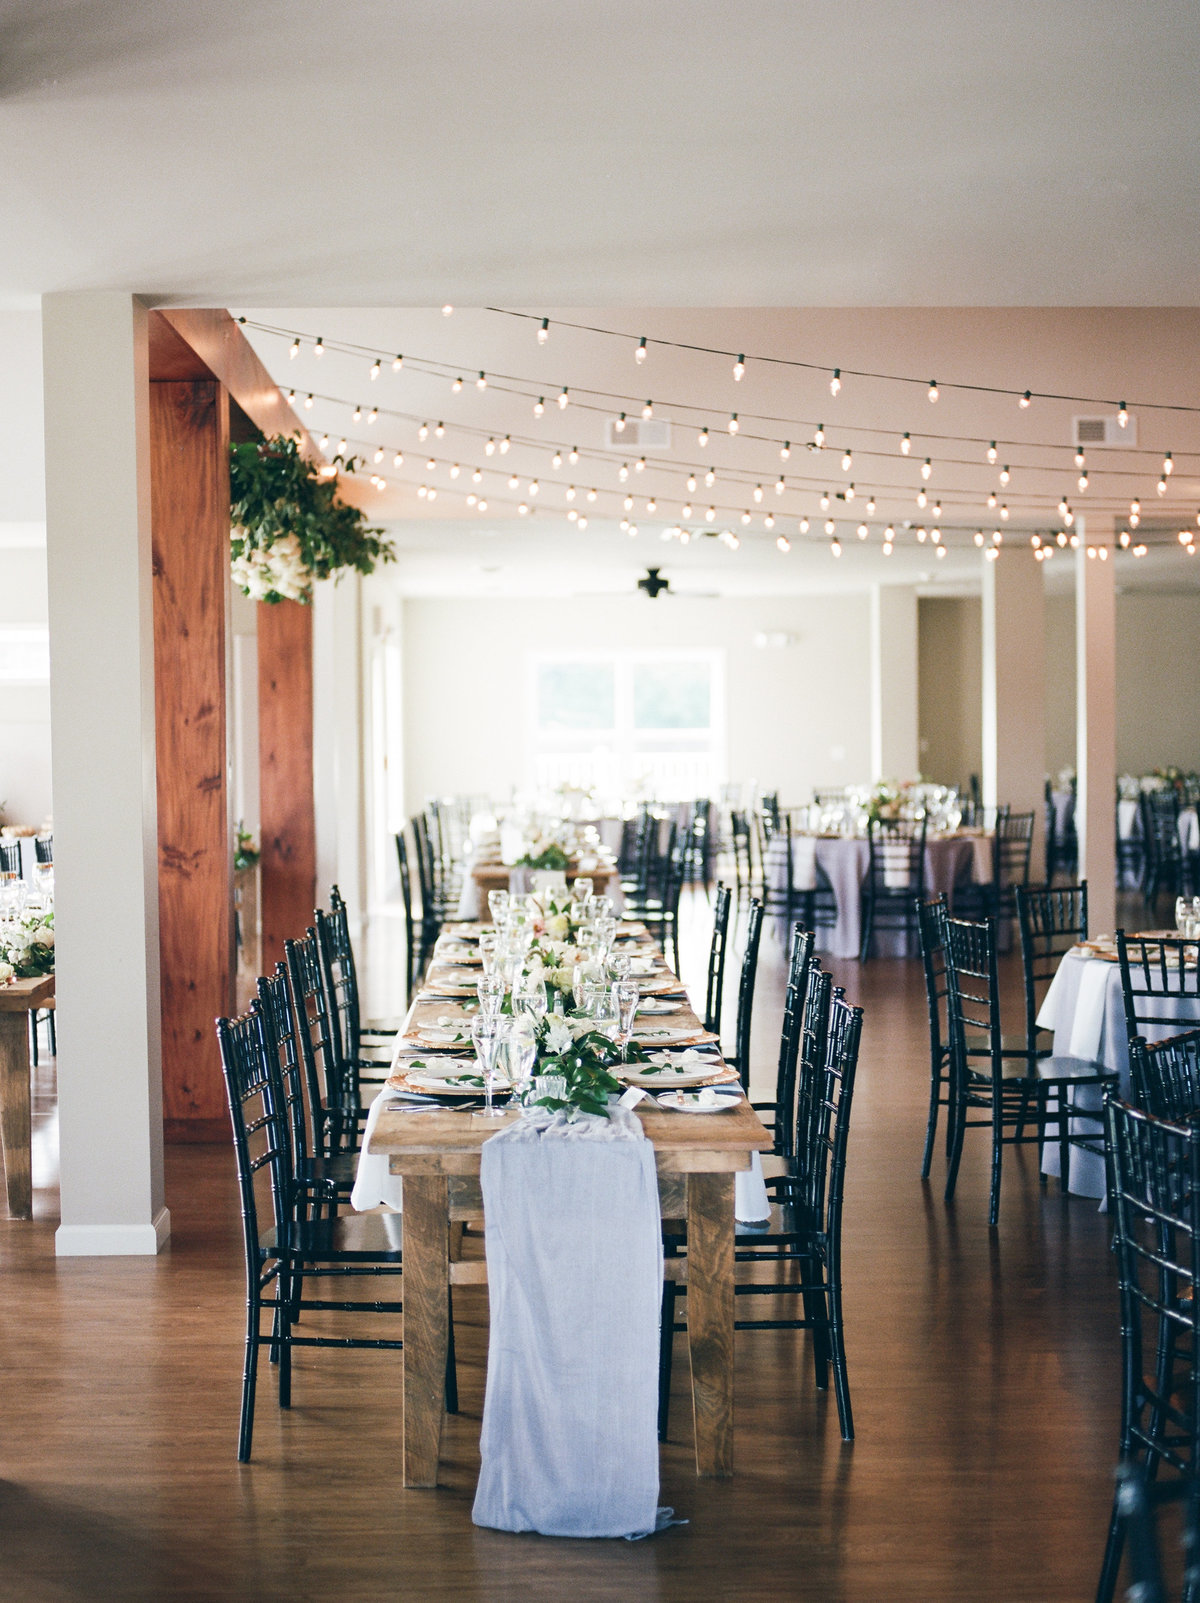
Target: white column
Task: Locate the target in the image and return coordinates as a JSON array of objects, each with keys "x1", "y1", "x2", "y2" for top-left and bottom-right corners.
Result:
[
  {"x1": 313, "y1": 575, "x2": 367, "y2": 928},
  {"x1": 981, "y1": 546, "x2": 1046, "y2": 874},
  {"x1": 869, "y1": 584, "x2": 919, "y2": 781},
  {"x1": 1075, "y1": 520, "x2": 1118, "y2": 933},
  {"x1": 43, "y1": 293, "x2": 169, "y2": 1256}
]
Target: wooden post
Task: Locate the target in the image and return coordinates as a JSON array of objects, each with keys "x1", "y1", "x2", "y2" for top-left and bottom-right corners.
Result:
[
  {"x1": 258, "y1": 600, "x2": 316, "y2": 969},
  {"x1": 150, "y1": 380, "x2": 235, "y2": 1142}
]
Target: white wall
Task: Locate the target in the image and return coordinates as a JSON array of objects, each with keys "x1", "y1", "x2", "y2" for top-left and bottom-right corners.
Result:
[
  {"x1": 0, "y1": 309, "x2": 50, "y2": 827},
  {"x1": 1115, "y1": 593, "x2": 1200, "y2": 774},
  {"x1": 399, "y1": 592, "x2": 872, "y2": 815},
  {"x1": 917, "y1": 596, "x2": 982, "y2": 790}
]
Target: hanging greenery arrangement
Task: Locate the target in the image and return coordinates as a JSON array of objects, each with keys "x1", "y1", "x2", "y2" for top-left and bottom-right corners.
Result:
[{"x1": 229, "y1": 434, "x2": 394, "y2": 604}]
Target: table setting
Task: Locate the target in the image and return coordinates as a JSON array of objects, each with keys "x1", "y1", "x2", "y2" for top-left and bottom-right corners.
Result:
[
  {"x1": 0, "y1": 866, "x2": 55, "y2": 1219},
  {"x1": 352, "y1": 881, "x2": 771, "y2": 1519}
]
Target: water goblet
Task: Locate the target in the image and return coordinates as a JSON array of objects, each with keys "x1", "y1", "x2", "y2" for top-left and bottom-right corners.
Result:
[
  {"x1": 487, "y1": 889, "x2": 510, "y2": 927},
  {"x1": 478, "y1": 930, "x2": 500, "y2": 976},
  {"x1": 32, "y1": 862, "x2": 54, "y2": 902},
  {"x1": 607, "y1": 950, "x2": 634, "y2": 983},
  {"x1": 614, "y1": 979, "x2": 640, "y2": 1059},
  {"x1": 590, "y1": 987, "x2": 620, "y2": 1042},
  {"x1": 514, "y1": 970, "x2": 548, "y2": 1024},
  {"x1": 503, "y1": 1016, "x2": 539, "y2": 1106},
  {"x1": 571, "y1": 877, "x2": 594, "y2": 907},
  {"x1": 471, "y1": 1016, "x2": 507, "y2": 1119},
  {"x1": 477, "y1": 971, "x2": 505, "y2": 1021},
  {"x1": 591, "y1": 895, "x2": 614, "y2": 921},
  {"x1": 594, "y1": 915, "x2": 617, "y2": 956}
]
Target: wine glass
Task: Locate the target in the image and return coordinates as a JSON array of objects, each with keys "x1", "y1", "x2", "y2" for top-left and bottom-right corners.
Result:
[
  {"x1": 503, "y1": 1016, "x2": 539, "y2": 1106},
  {"x1": 487, "y1": 889, "x2": 510, "y2": 926},
  {"x1": 478, "y1": 930, "x2": 500, "y2": 976},
  {"x1": 477, "y1": 971, "x2": 505, "y2": 1020},
  {"x1": 591, "y1": 894, "x2": 614, "y2": 921},
  {"x1": 590, "y1": 987, "x2": 619, "y2": 1041},
  {"x1": 471, "y1": 1016, "x2": 507, "y2": 1119},
  {"x1": 594, "y1": 915, "x2": 617, "y2": 957},
  {"x1": 571, "y1": 877, "x2": 594, "y2": 907},
  {"x1": 514, "y1": 970, "x2": 547, "y2": 1025},
  {"x1": 614, "y1": 979, "x2": 640, "y2": 1059}
]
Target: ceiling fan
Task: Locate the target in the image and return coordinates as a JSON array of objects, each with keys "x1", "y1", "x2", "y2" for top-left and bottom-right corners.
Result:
[{"x1": 637, "y1": 567, "x2": 671, "y2": 598}]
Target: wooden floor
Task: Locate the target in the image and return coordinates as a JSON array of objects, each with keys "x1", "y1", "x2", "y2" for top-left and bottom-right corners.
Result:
[{"x1": 0, "y1": 895, "x2": 1125, "y2": 1602}]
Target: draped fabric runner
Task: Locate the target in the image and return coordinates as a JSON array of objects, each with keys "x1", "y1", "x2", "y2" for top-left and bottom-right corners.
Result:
[{"x1": 472, "y1": 1105, "x2": 665, "y2": 1538}]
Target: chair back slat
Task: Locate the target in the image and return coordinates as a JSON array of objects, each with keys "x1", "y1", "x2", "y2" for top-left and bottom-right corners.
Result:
[
  {"x1": 216, "y1": 1004, "x2": 293, "y2": 1259},
  {"x1": 285, "y1": 928, "x2": 353, "y2": 1155},
  {"x1": 790, "y1": 961, "x2": 831, "y2": 1181},
  {"x1": 1117, "y1": 932, "x2": 1200, "y2": 1044},
  {"x1": 256, "y1": 963, "x2": 311, "y2": 1175},
  {"x1": 317, "y1": 886, "x2": 362, "y2": 1071},
  {"x1": 704, "y1": 883, "x2": 733, "y2": 1034},
  {"x1": 775, "y1": 926, "x2": 817, "y2": 1161},
  {"x1": 1130, "y1": 1028, "x2": 1200, "y2": 1120},
  {"x1": 1017, "y1": 881, "x2": 1088, "y2": 1048},
  {"x1": 943, "y1": 915, "x2": 1003, "y2": 1089},
  {"x1": 731, "y1": 900, "x2": 764, "y2": 1085}
]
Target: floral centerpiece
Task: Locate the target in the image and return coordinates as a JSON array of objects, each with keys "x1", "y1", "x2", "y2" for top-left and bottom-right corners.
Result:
[
  {"x1": 515, "y1": 841, "x2": 571, "y2": 872},
  {"x1": 0, "y1": 909, "x2": 54, "y2": 985},
  {"x1": 528, "y1": 1010, "x2": 647, "y2": 1118},
  {"x1": 229, "y1": 434, "x2": 395, "y2": 604},
  {"x1": 233, "y1": 825, "x2": 260, "y2": 872}
]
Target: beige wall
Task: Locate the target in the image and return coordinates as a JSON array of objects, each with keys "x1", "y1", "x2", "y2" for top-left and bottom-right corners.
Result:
[
  {"x1": 399, "y1": 592, "x2": 873, "y2": 814},
  {"x1": 917, "y1": 596, "x2": 982, "y2": 791},
  {"x1": 1116, "y1": 593, "x2": 1200, "y2": 774},
  {"x1": 1045, "y1": 593, "x2": 1076, "y2": 778}
]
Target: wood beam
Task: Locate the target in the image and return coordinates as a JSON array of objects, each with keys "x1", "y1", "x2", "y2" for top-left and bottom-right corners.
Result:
[
  {"x1": 258, "y1": 600, "x2": 317, "y2": 969},
  {"x1": 150, "y1": 380, "x2": 235, "y2": 1144}
]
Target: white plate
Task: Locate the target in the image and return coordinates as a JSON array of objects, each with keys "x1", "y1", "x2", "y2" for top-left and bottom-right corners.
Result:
[
  {"x1": 407, "y1": 1071, "x2": 509, "y2": 1094},
  {"x1": 412, "y1": 1027, "x2": 475, "y2": 1047},
  {"x1": 624, "y1": 1063, "x2": 725, "y2": 1088},
  {"x1": 655, "y1": 1090, "x2": 743, "y2": 1114},
  {"x1": 394, "y1": 1056, "x2": 477, "y2": 1079},
  {"x1": 634, "y1": 1026, "x2": 706, "y2": 1045},
  {"x1": 636, "y1": 1000, "x2": 679, "y2": 1015}
]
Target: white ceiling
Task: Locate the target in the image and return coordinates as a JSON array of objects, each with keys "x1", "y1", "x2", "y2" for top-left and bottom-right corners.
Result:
[{"x1": 2, "y1": 1, "x2": 1200, "y2": 307}]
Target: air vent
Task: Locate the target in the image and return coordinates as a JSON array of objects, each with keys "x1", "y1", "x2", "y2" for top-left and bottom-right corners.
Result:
[
  {"x1": 1072, "y1": 414, "x2": 1137, "y2": 447},
  {"x1": 604, "y1": 418, "x2": 672, "y2": 452}
]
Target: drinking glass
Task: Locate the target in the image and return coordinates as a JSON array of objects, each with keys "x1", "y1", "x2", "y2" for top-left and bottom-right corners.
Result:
[
  {"x1": 614, "y1": 979, "x2": 640, "y2": 1059},
  {"x1": 571, "y1": 877, "x2": 594, "y2": 906},
  {"x1": 594, "y1": 915, "x2": 617, "y2": 956},
  {"x1": 1177, "y1": 896, "x2": 1190, "y2": 933},
  {"x1": 32, "y1": 862, "x2": 54, "y2": 901},
  {"x1": 590, "y1": 987, "x2": 620, "y2": 1041},
  {"x1": 607, "y1": 950, "x2": 634, "y2": 982},
  {"x1": 503, "y1": 1016, "x2": 538, "y2": 1105},
  {"x1": 478, "y1": 930, "x2": 500, "y2": 976},
  {"x1": 591, "y1": 895, "x2": 614, "y2": 921},
  {"x1": 477, "y1": 971, "x2": 505, "y2": 1020},
  {"x1": 514, "y1": 970, "x2": 548, "y2": 1024},
  {"x1": 0, "y1": 871, "x2": 20, "y2": 916},
  {"x1": 487, "y1": 889, "x2": 510, "y2": 926},
  {"x1": 471, "y1": 1016, "x2": 507, "y2": 1118}
]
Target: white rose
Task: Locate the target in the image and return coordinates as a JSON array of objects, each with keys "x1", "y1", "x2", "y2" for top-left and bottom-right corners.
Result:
[
  {"x1": 0, "y1": 961, "x2": 13, "y2": 985},
  {"x1": 33, "y1": 927, "x2": 54, "y2": 948}
]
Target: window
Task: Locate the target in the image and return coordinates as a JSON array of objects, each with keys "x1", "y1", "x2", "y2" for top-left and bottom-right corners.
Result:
[{"x1": 528, "y1": 650, "x2": 724, "y2": 802}]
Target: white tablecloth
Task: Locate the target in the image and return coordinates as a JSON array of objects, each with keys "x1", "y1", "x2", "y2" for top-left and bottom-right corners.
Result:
[
  {"x1": 1036, "y1": 949, "x2": 1200, "y2": 1198},
  {"x1": 765, "y1": 833, "x2": 990, "y2": 960}
]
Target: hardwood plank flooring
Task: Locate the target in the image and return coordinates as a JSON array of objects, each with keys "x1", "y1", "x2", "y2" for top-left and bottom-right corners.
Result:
[{"x1": 0, "y1": 896, "x2": 1124, "y2": 1601}]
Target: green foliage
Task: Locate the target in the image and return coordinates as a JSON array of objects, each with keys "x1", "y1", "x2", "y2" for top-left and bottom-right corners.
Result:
[
  {"x1": 533, "y1": 1020, "x2": 646, "y2": 1118},
  {"x1": 229, "y1": 434, "x2": 395, "y2": 604},
  {"x1": 516, "y1": 843, "x2": 571, "y2": 871}
]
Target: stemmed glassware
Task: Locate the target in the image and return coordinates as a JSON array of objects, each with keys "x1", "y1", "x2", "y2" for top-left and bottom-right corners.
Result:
[
  {"x1": 590, "y1": 987, "x2": 619, "y2": 1041},
  {"x1": 487, "y1": 889, "x2": 510, "y2": 927},
  {"x1": 614, "y1": 979, "x2": 640, "y2": 1060},
  {"x1": 513, "y1": 969, "x2": 547, "y2": 1025},
  {"x1": 503, "y1": 1016, "x2": 539, "y2": 1106},
  {"x1": 477, "y1": 930, "x2": 500, "y2": 977},
  {"x1": 477, "y1": 971, "x2": 505, "y2": 1021},
  {"x1": 471, "y1": 1015, "x2": 507, "y2": 1119}
]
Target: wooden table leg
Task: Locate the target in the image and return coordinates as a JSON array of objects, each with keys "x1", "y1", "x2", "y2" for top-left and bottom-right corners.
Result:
[
  {"x1": 686, "y1": 1170, "x2": 735, "y2": 1476},
  {"x1": 401, "y1": 1173, "x2": 449, "y2": 1487},
  {"x1": 0, "y1": 1010, "x2": 32, "y2": 1219}
]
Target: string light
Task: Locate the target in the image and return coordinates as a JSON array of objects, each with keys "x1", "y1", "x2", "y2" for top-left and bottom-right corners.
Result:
[
  {"x1": 635, "y1": 337, "x2": 647, "y2": 364},
  {"x1": 845, "y1": 483, "x2": 856, "y2": 501},
  {"x1": 615, "y1": 412, "x2": 627, "y2": 432},
  {"x1": 568, "y1": 447, "x2": 579, "y2": 464},
  {"x1": 368, "y1": 408, "x2": 378, "y2": 424},
  {"x1": 776, "y1": 534, "x2": 790, "y2": 552},
  {"x1": 1019, "y1": 390, "x2": 1032, "y2": 408},
  {"x1": 733, "y1": 354, "x2": 746, "y2": 381},
  {"x1": 336, "y1": 438, "x2": 346, "y2": 454},
  {"x1": 813, "y1": 424, "x2": 825, "y2": 448},
  {"x1": 471, "y1": 467, "x2": 481, "y2": 483},
  {"x1": 449, "y1": 463, "x2": 460, "y2": 479},
  {"x1": 484, "y1": 436, "x2": 495, "y2": 455},
  {"x1": 999, "y1": 504, "x2": 1009, "y2": 520},
  {"x1": 707, "y1": 505, "x2": 717, "y2": 521},
  {"x1": 740, "y1": 511, "x2": 752, "y2": 526},
  {"x1": 753, "y1": 484, "x2": 764, "y2": 503},
  {"x1": 917, "y1": 489, "x2": 928, "y2": 509},
  {"x1": 577, "y1": 514, "x2": 587, "y2": 528},
  {"x1": 618, "y1": 463, "x2": 630, "y2": 482},
  {"x1": 635, "y1": 457, "x2": 646, "y2": 473},
  {"x1": 623, "y1": 495, "x2": 634, "y2": 511},
  {"x1": 374, "y1": 447, "x2": 384, "y2": 464},
  {"x1": 857, "y1": 523, "x2": 869, "y2": 540},
  {"x1": 933, "y1": 502, "x2": 942, "y2": 519},
  {"x1": 319, "y1": 433, "x2": 330, "y2": 450},
  {"x1": 901, "y1": 433, "x2": 912, "y2": 455},
  {"x1": 466, "y1": 493, "x2": 477, "y2": 507},
  {"x1": 686, "y1": 474, "x2": 697, "y2": 492},
  {"x1": 1130, "y1": 499, "x2": 1140, "y2": 525},
  {"x1": 475, "y1": 371, "x2": 487, "y2": 390},
  {"x1": 975, "y1": 530, "x2": 985, "y2": 547},
  {"x1": 290, "y1": 338, "x2": 300, "y2": 359},
  {"x1": 682, "y1": 502, "x2": 693, "y2": 517},
  {"x1": 1118, "y1": 402, "x2": 1128, "y2": 427},
  {"x1": 916, "y1": 527, "x2": 927, "y2": 543},
  {"x1": 704, "y1": 469, "x2": 716, "y2": 488},
  {"x1": 764, "y1": 512, "x2": 774, "y2": 528},
  {"x1": 537, "y1": 318, "x2": 549, "y2": 345},
  {"x1": 642, "y1": 401, "x2": 653, "y2": 419},
  {"x1": 825, "y1": 518, "x2": 836, "y2": 535},
  {"x1": 552, "y1": 451, "x2": 563, "y2": 469},
  {"x1": 314, "y1": 337, "x2": 324, "y2": 358},
  {"x1": 1074, "y1": 448, "x2": 1086, "y2": 468},
  {"x1": 395, "y1": 451, "x2": 405, "y2": 467},
  {"x1": 830, "y1": 536, "x2": 842, "y2": 556},
  {"x1": 418, "y1": 422, "x2": 429, "y2": 441},
  {"x1": 1119, "y1": 529, "x2": 1131, "y2": 548},
  {"x1": 820, "y1": 492, "x2": 831, "y2": 511},
  {"x1": 1078, "y1": 470, "x2": 1089, "y2": 491},
  {"x1": 392, "y1": 354, "x2": 403, "y2": 371},
  {"x1": 1134, "y1": 542, "x2": 1148, "y2": 557},
  {"x1": 780, "y1": 441, "x2": 791, "y2": 460},
  {"x1": 286, "y1": 389, "x2": 296, "y2": 403},
  {"x1": 508, "y1": 473, "x2": 519, "y2": 489},
  {"x1": 1158, "y1": 476, "x2": 1168, "y2": 496},
  {"x1": 565, "y1": 485, "x2": 576, "y2": 501},
  {"x1": 529, "y1": 479, "x2": 540, "y2": 496},
  {"x1": 442, "y1": 305, "x2": 454, "y2": 316},
  {"x1": 999, "y1": 465, "x2": 1011, "y2": 485},
  {"x1": 830, "y1": 369, "x2": 841, "y2": 397},
  {"x1": 500, "y1": 435, "x2": 511, "y2": 453},
  {"x1": 728, "y1": 413, "x2": 739, "y2": 434},
  {"x1": 370, "y1": 359, "x2": 381, "y2": 380},
  {"x1": 558, "y1": 387, "x2": 570, "y2": 408},
  {"x1": 987, "y1": 491, "x2": 998, "y2": 509},
  {"x1": 586, "y1": 488, "x2": 597, "y2": 502},
  {"x1": 533, "y1": 396, "x2": 544, "y2": 416},
  {"x1": 866, "y1": 497, "x2": 876, "y2": 515},
  {"x1": 452, "y1": 376, "x2": 464, "y2": 393},
  {"x1": 841, "y1": 450, "x2": 853, "y2": 472},
  {"x1": 992, "y1": 529, "x2": 1003, "y2": 545},
  {"x1": 303, "y1": 393, "x2": 313, "y2": 410},
  {"x1": 1165, "y1": 451, "x2": 1175, "y2": 475},
  {"x1": 928, "y1": 381, "x2": 939, "y2": 403},
  {"x1": 921, "y1": 458, "x2": 933, "y2": 480},
  {"x1": 478, "y1": 499, "x2": 488, "y2": 512},
  {"x1": 698, "y1": 427, "x2": 709, "y2": 447},
  {"x1": 646, "y1": 497, "x2": 657, "y2": 513},
  {"x1": 799, "y1": 517, "x2": 810, "y2": 533}
]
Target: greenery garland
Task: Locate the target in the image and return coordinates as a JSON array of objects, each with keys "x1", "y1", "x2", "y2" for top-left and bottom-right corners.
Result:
[{"x1": 229, "y1": 434, "x2": 395, "y2": 604}]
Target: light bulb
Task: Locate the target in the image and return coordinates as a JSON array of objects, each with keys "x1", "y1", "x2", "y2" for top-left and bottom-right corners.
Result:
[
  {"x1": 987, "y1": 441, "x2": 998, "y2": 464},
  {"x1": 842, "y1": 451, "x2": 853, "y2": 472},
  {"x1": 1131, "y1": 498, "x2": 1141, "y2": 515},
  {"x1": 467, "y1": 493, "x2": 477, "y2": 507},
  {"x1": 285, "y1": 388, "x2": 296, "y2": 405},
  {"x1": 1000, "y1": 504, "x2": 1010, "y2": 520},
  {"x1": 586, "y1": 488, "x2": 597, "y2": 502},
  {"x1": 820, "y1": 492, "x2": 831, "y2": 511},
  {"x1": 314, "y1": 337, "x2": 324, "y2": 358},
  {"x1": 731, "y1": 353, "x2": 746, "y2": 382},
  {"x1": 884, "y1": 525, "x2": 895, "y2": 541},
  {"x1": 740, "y1": 511, "x2": 751, "y2": 526},
  {"x1": 537, "y1": 318, "x2": 549, "y2": 344},
  {"x1": 500, "y1": 436, "x2": 511, "y2": 453},
  {"x1": 1074, "y1": 448, "x2": 1085, "y2": 468},
  {"x1": 615, "y1": 413, "x2": 627, "y2": 432},
  {"x1": 707, "y1": 506, "x2": 717, "y2": 521},
  {"x1": 814, "y1": 424, "x2": 825, "y2": 448},
  {"x1": 471, "y1": 467, "x2": 481, "y2": 483},
  {"x1": 682, "y1": 503, "x2": 693, "y2": 517},
  {"x1": 624, "y1": 495, "x2": 634, "y2": 511},
  {"x1": 845, "y1": 483, "x2": 856, "y2": 501},
  {"x1": 1031, "y1": 534, "x2": 1041, "y2": 548},
  {"x1": 452, "y1": 376, "x2": 464, "y2": 393},
  {"x1": 566, "y1": 485, "x2": 576, "y2": 501},
  {"x1": 1130, "y1": 510, "x2": 1140, "y2": 527},
  {"x1": 698, "y1": 428, "x2": 709, "y2": 447},
  {"x1": 1078, "y1": 472, "x2": 1089, "y2": 491},
  {"x1": 917, "y1": 526, "x2": 927, "y2": 542},
  {"x1": 552, "y1": 451, "x2": 563, "y2": 469},
  {"x1": 478, "y1": 499, "x2": 488, "y2": 512},
  {"x1": 518, "y1": 503, "x2": 529, "y2": 516},
  {"x1": 449, "y1": 463, "x2": 460, "y2": 479},
  {"x1": 1120, "y1": 529, "x2": 1131, "y2": 548},
  {"x1": 508, "y1": 473, "x2": 519, "y2": 490},
  {"x1": 901, "y1": 433, "x2": 912, "y2": 455},
  {"x1": 993, "y1": 529, "x2": 1003, "y2": 545},
  {"x1": 374, "y1": 447, "x2": 384, "y2": 463},
  {"x1": 1118, "y1": 402, "x2": 1128, "y2": 427},
  {"x1": 290, "y1": 338, "x2": 300, "y2": 359},
  {"x1": 936, "y1": 544, "x2": 947, "y2": 559},
  {"x1": 418, "y1": 422, "x2": 429, "y2": 441},
  {"x1": 319, "y1": 433, "x2": 329, "y2": 449},
  {"x1": 917, "y1": 489, "x2": 928, "y2": 509},
  {"x1": 475, "y1": 371, "x2": 487, "y2": 390},
  {"x1": 829, "y1": 369, "x2": 841, "y2": 397},
  {"x1": 529, "y1": 479, "x2": 540, "y2": 496},
  {"x1": 635, "y1": 457, "x2": 646, "y2": 472},
  {"x1": 921, "y1": 458, "x2": 932, "y2": 480},
  {"x1": 799, "y1": 517, "x2": 811, "y2": 533},
  {"x1": 728, "y1": 413, "x2": 739, "y2": 434},
  {"x1": 635, "y1": 337, "x2": 647, "y2": 364},
  {"x1": 830, "y1": 537, "x2": 842, "y2": 556},
  {"x1": 764, "y1": 512, "x2": 774, "y2": 528},
  {"x1": 866, "y1": 497, "x2": 876, "y2": 515},
  {"x1": 417, "y1": 485, "x2": 427, "y2": 499},
  {"x1": 618, "y1": 463, "x2": 629, "y2": 481},
  {"x1": 933, "y1": 502, "x2": 942, "y2": 519},
  {"x1": 337, "y1": 438, "x2": 346, "y2": 454},
  {"x1": 999, "y1": 465, "x2": 1011, "y2": 485},
  {"x1": 753, "y1": 484, "x2": 764, "y2": 503},
  {"x1": 705, "y1": 469, "x2": 715, "y2": 488},
  {"x1": 647, "y1": 498, "x2": 657, "y2": 513},
  {"x1": 780, "y1": 441, "x2": 791, "y2": 460},
  {"x1": 642, "y1": 401, "x2": 653, "y2": 419},
  {"x1": 1057, "y1": 530, "x2": 1067, "y2": 546},
  {"x1": 1134, "y1": 543, "x2": 1148, "y2": 557},
  {"x1": 825, "y1": 518, "x2": 836, "y2": 535},
  {"x1": 776, "y1": 535, "x2": 790, "y2": 552},
  {"x1": 568, "y1": 447, "x2": 579, "y2": 464},
  {"x1": 567, "y1": 508, "x2": 578, "y2": 522},
  {"x1": 1158, "y1": 477, "x2": 1168, "y2": 496},
  {"x1": 857, "y1": 523, "x2": 868, "y2": 540},
  {"x1": 975, "y1": 530, "x2": 985, "y2": 547},
  {"x1": 1165, "y1": 451, "x2": 1175, "y2": 474},
  {"x1": 392, "y1": 354, "x2": 403, "y2": 371},
  {"x1": 442, "y1": 305, "x2": 453, "y2": 316},
  {"x1": 1019, "y1": 390, "x2": 1032, "y2": 408},
  {"x1": 686, "y1": 474, "x2": 697, "y2": 493},
  {"x1": 882, "y1": 541, "x2": 893, "y2": 557},
  {"x1": 368, "y1": 408, "x2": 377, "y2": 424},
  {"x1": 533, "y1": 396, "x2": 545, "y2": 416},
  {"x1": 370, "y1": 360, "x2": 381, "y2": 380},
  {"x1": 776, "y1": 477, "x2": 786, "y2": 495},
  {"x1": 558, "y1": 387, "x2": 569, "y2": 408},
  {"x1": 928, "y1": 380, "x2": 939, "y2": 403}
]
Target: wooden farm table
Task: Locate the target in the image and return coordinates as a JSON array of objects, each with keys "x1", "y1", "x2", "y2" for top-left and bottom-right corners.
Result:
[
  {"x1": 469, "y1": 861, "x2": 619, "y2": 896},
  {"x1": 0, "y1": 974, "x2": 53, "y2": 1218},
  {"x1": 368, "y1": 1085, "x2": 770, "y2": 1488}
]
